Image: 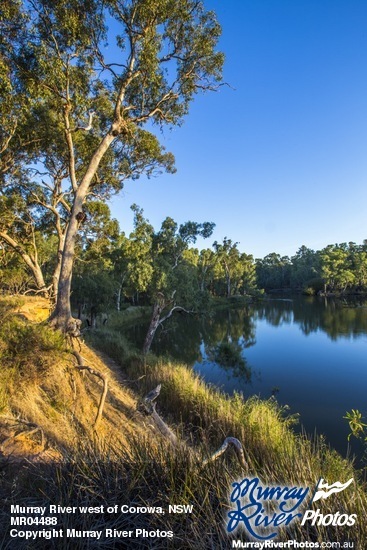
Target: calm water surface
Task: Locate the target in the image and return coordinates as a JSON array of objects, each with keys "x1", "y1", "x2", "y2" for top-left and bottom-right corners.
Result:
[{"x1": 127, "y1": 296, "x2": 367, "y2": 459}]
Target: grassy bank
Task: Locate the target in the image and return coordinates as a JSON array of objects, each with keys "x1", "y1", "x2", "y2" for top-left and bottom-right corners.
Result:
[
  {"x1": 1, "y1": 297, "x2": 366, "y2": 548},
  {"x1": 87, "y1": 322, "x2": 367, "y2": 545}
]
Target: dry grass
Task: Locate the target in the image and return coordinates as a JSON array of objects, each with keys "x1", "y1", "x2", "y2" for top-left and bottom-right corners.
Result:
[
  {"x1": 0, "y1": 297, "x2": 151, "y2": 460},
  {"x1": 1, "y1": 297, "x2": 366, "y2": 548}
]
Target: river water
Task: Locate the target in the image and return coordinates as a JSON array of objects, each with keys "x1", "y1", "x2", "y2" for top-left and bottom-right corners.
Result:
[{"x1": 127, "y1": 296, "x2": 367, "y2": 461}]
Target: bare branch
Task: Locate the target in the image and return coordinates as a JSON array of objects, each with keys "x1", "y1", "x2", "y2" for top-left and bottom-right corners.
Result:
[
  {"x1": 159, "y1": 305, "x2": 192, "y2": 326},
  {"x1": 76, "y1": 111, "x2": 96, "y2": 132},
  {"x1": 138, "y1": 385, "x2": 178, "y2": 446},
  {"x1": 202, "y1": 437, "x2": 248, "y2": 470},
  {"x1": 138, "y1": 386, "x2": 248, "y2": 471},
  {"x1": 72, "y1": 350, "x2": 108, "y2": 429}
]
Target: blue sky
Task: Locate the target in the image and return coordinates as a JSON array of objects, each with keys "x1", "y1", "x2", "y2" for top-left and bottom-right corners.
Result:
[{"x1": 109, "y1": 0, "x2": 367, "y2": 259}]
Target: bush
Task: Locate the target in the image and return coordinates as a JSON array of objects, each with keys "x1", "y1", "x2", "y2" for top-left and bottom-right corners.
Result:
[
  {"x1": 303, "y1": 277, "x2": 324, "y2": 294},
  {"x1": 0, "y1": 309, "x2": 64, "y2": 385}
]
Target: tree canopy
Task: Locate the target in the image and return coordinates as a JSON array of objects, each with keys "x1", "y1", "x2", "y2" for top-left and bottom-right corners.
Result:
[{"x1": 0, "y1": 0, "x2": 224, "y2": 331}]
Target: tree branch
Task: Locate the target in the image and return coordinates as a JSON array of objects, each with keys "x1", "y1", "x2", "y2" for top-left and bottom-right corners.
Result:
[
  {"x1": 138, "y1": 384, "x2": 178, "y2": 445},
  {"x1": 202, "y1": 437, "x2": 248, "y2": 470},
  {"x1": 72, "y1": 351, "x2": 108, "y2": 429},
  {"x1": 76, "y1": 111, "x2": 96, "y2": 132},
  {"x1": 139, "y1": 385, "x2": 248, "y2": 471},
  {"x1": 159, "y1": 305, "x2": 192, "y2": 326}
]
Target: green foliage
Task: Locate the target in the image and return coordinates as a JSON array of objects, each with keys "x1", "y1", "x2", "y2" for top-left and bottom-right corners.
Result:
[
  {"x1": 1, "y1": 319, "x2": 64, "y2": 377},
  {"x1": 320, "y1": 244, "x2": 355, "y2": 292},
  {"x1": 302, "y1": 286, "x2": 316, "y2": 296},
  {"x1": 212, "y1": 341, "x2": 251, "y2": 381},
  {"x1": 256, "y1": 241, "x2": 367, "y2": 294},
  {"x1": 0, "y1": 0, "x2": 224, "y2": 316},
  {"x1": 212, "y1": 238, "x2": 256, "y2": 297},
  {"x1": 256, "y1": 252, "x2": 292, "y2": 290},
  {"x1": 344, "y1": 409, "x2": 367, "y2": 442},
  {"x1": 0, "y1": 253, "x2": 32, "y2": 294},
  {"x1": 85, "y1": 327, "x2": 140, "y2": 365},
  {"x1": 213, "y1": 341, "x2": 244, "y2": 366},
  {"x1": 0, "y1": 301, "x2": 64, "y2": 396}
]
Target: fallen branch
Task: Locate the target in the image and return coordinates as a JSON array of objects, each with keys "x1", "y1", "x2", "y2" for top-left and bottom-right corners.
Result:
[
  {"x1": 138, "y1": 384, "x2": 178, "y2": 445},
  {"x1": 202, "y1": 437, "x2": 247, "y2": 470},
  {"x1": 72, "y1": 351, "x2": 108, "y2": 429},
  {"x1": 139, "y1": 385, "x2": 247, "y2": 470}
]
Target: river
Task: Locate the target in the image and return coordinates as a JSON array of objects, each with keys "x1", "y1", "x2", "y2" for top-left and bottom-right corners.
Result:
[{"x1": 126, "y1": 296, "x2": 367, "y2": 461}]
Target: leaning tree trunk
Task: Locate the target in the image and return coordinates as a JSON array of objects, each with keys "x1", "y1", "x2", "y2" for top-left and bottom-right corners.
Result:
[
  {"x1": 49, "y1": 209, "x2": 80, "y2": 331},
  {"x1": 51, "y1": 232, "x2": 65, "y2": 304},
  {"x1": 143, "y1": 301, "x2": 164, "y2": 355},
  {"x1": 143, "y1": 294, "x2": 191, "y2": 355}
]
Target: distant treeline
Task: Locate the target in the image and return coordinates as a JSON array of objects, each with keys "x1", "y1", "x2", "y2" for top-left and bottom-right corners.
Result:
[
  {"x1": 1, "y1": 202, "x2": 366, "y2": 315},
  {"x1": 256, "y1": 242, "x2": 367, "y2": 294}
]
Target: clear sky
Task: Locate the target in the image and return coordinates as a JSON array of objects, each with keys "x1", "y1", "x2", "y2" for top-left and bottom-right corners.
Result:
[{"x1": 109, "y1": 0, "x2": 367, "y2": 259}]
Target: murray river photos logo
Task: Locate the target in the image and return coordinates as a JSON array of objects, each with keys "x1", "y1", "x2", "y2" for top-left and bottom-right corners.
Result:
[{"x1": 226, "y1": 476, "x2": 355, "y2": 541}]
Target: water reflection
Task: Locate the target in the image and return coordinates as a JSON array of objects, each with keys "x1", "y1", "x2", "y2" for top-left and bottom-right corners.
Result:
[
  {"x1": 151, "y1": 306, "x2": 257, "y2": 368},
  {"x1": 255, "y1": 297, "x2": 367, "y2": 340},
  {"x1": 205, "y1": 340, "x2": 252, "y2": 381},
  {"x1": 125, "y1": 296, "x2": 367, "y2": 459},
  {"x1": 149, "y1": 296, "x2": 367, "y2": 361}
]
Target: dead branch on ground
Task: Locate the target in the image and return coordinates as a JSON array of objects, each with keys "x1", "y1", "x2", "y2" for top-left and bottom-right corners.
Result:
[
  {"x1": 72, "y1": 351, "x2": 108, "y2": 429},
  {"x1": 139, "y1": 384, "x2": 248, "y2": 471}
]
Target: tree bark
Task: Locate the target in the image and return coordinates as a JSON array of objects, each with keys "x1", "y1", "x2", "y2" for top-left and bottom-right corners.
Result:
[
  {"x1": 51, "y1": 233, "x2": 65, "y2": 304},
  {"x1": 116, "y1": 286, "x2": 122, "y2": 312},
  {"x1": 49, "y1": 132, "x2": 116, "y2": 331},
  {"x1": 143, "y1": 301, "x2": 163, "y2": 355},
  {"x1": 143, "y1": 299, "x2": 191, "y2": 355},
  {"x1": 225, "y1": 268, "x2": 231, "y2": 297}
]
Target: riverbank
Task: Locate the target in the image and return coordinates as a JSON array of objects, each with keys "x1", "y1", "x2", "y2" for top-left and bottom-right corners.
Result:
[
  {"x1": 86, "y1": 311, "x2": 367, "y2": 544},
  {"x1": 1, "y1": 296, "x2": 366, "y2": 547}
]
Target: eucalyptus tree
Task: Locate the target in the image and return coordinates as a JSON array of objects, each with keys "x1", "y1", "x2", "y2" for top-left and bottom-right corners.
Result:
[
  {"x1": 256, "y1": 252, "x2": 292, "y2": 290},
  {"x1": 237, "y1": 251, "x2": 256, "y2": 294},
  {"x1": 0, "y1": 2, "x2": 51, "y2": 293},
  {"x1": 212, "y1": 238, "x2": 244, "y2": 297},
  {"x1": 351, "y1": 246, "x2": 367, "y2": 289},
  {"x1": 143, "y1": 216, "x2": 215, "y2": 354},
  {"x1": 0, "y1": 190, "x2": 50, "y2": 294},
  {"x1": 198, "y1": 248, "x2": 216, "y2": 293},
  {"x1": 0, "y1": 0, "x2": 31, "y2": 177},
  {"x1": 1, "y1": 0, "x2": 223, "y2": 332},
  {"x1": 0, "y1": 243, "x2": 33, "y2": 295},
  {"x1": 320, "y1": 244, "x2": 355, "y2": 293},
  {"x1": 290, "y1": 246, "x2": 321, "y2": 290},
  {"x1": 110, "y1": 203, "x2": 155, "y2": 308}
]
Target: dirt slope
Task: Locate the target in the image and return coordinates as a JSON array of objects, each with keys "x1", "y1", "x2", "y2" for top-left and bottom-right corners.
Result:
[{"x1": 0, "y1": 298, "x2": 153, "y2": 464}]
